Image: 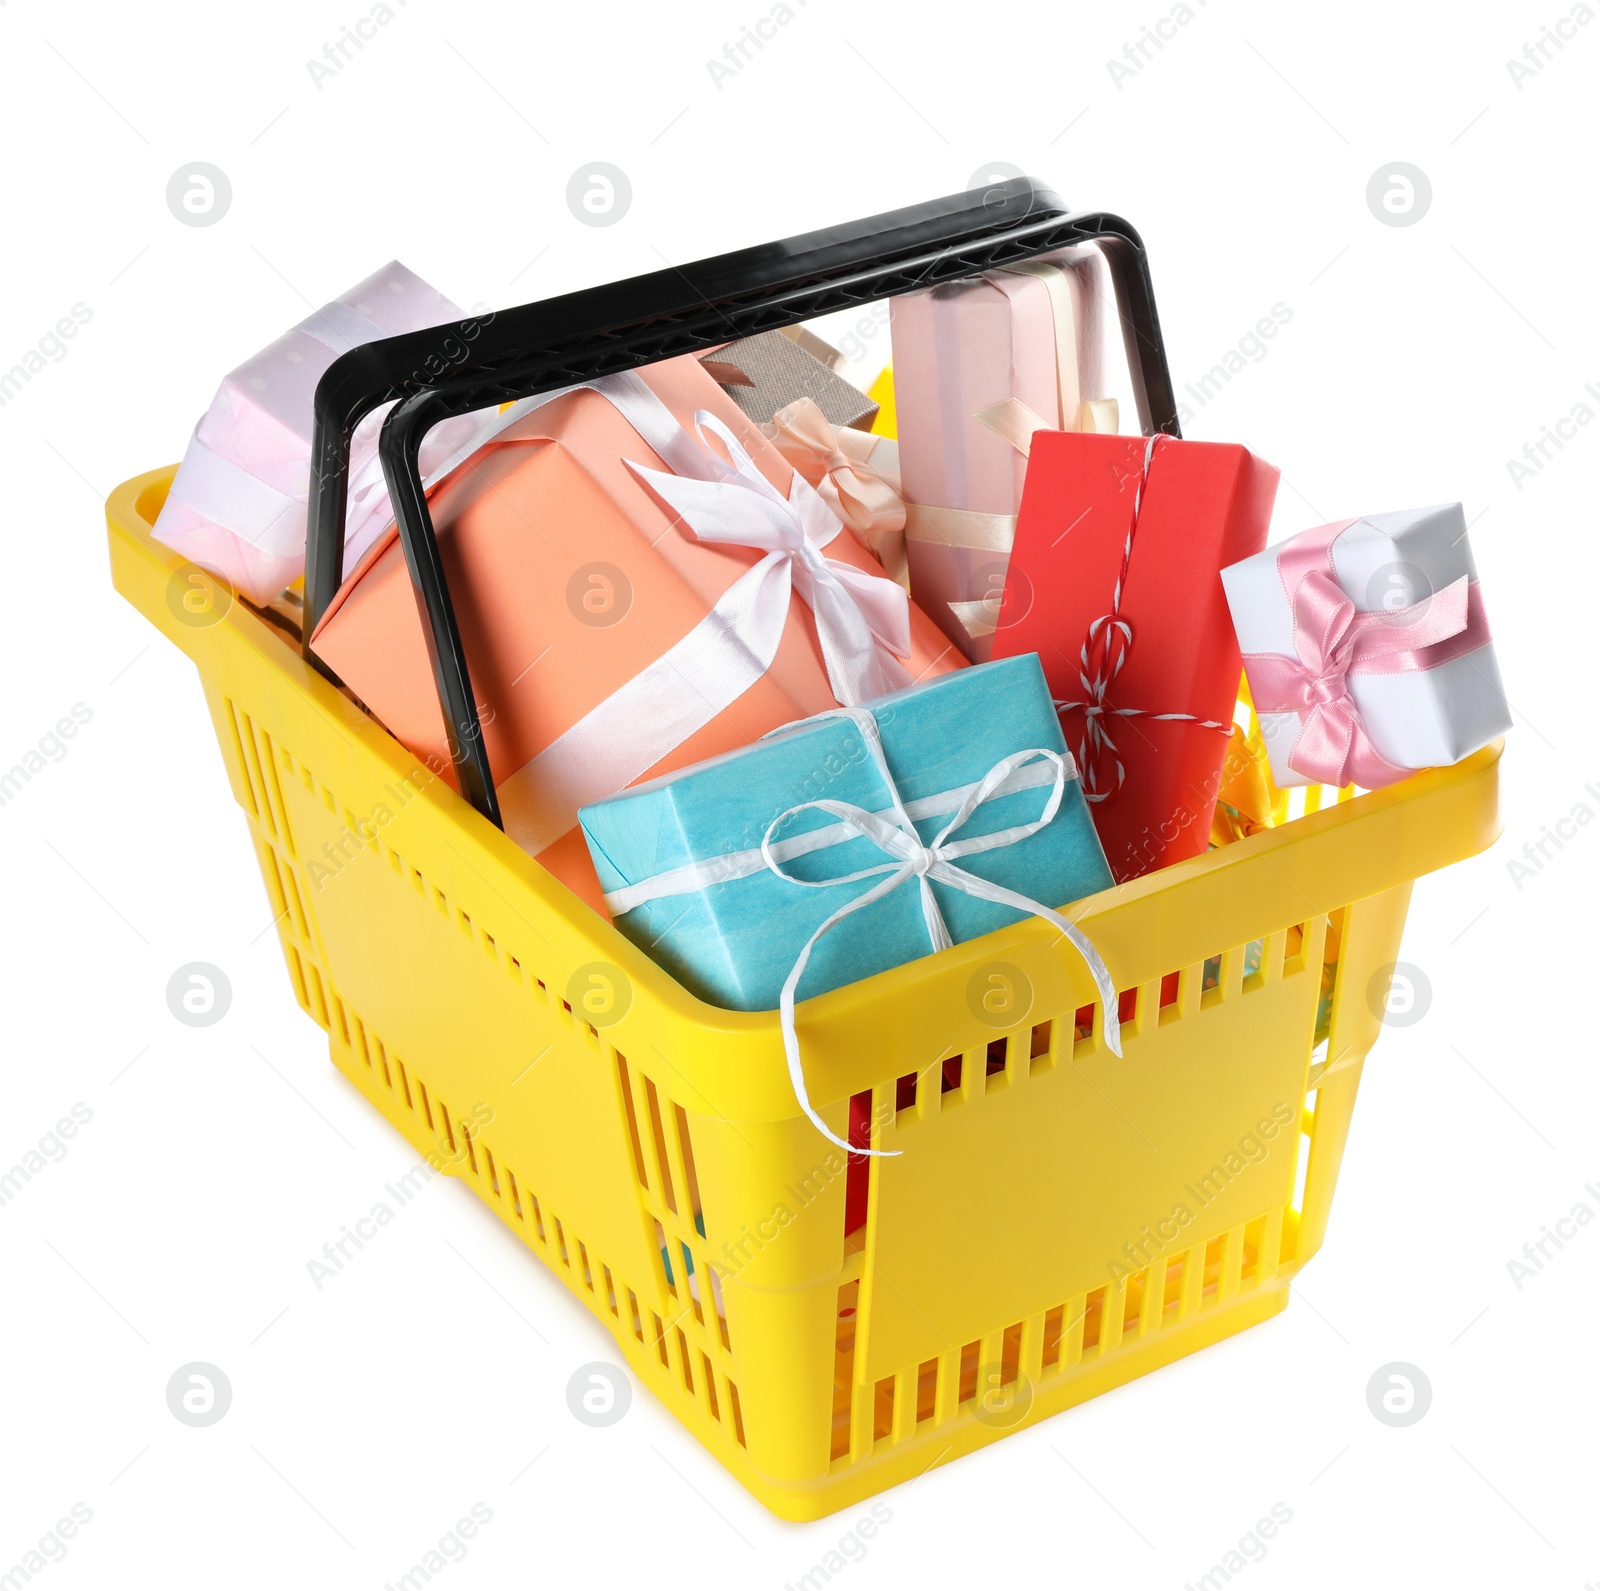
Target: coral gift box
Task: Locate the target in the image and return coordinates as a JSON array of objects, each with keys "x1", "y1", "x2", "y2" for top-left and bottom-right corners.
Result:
[{"x1": 311, "y1": 356, "x2": 962, "y2": 912}]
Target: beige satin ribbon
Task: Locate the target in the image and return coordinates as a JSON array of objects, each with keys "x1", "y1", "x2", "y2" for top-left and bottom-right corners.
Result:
[
  {"x1": 973, "y1": 397, "x2": 1051, "y2": 458},
  {"x1": 832, "y1": 424, "x2": 901, "y2": 489},
  {"x1": 948, "y1": 597, "x2": 1000, "y2": 639},
  {"x1": 910, "y1": 405, "x2": 1116, "y2": 643},
  {"x1": 913, "y1": 258, "x2": 1121, "y2": 642},
  {"x1": 997, "y1": 259, "x2": 1083, "y2": 430},
  {"x1": 993, "y1": 260, "x2": 1120, "y2": 438},
  {"x1": 972, "y1": 395, "x2": 1121, "y2": 459},
  {"x1": 764, "y1": 397, "x2": 909, "y2": 587},
  {"x1": 1080, "y1": 397, "x2": 1120, "y2": 434},
  {"x1": 903, "y1": 501, "x2": 1017, "y2": 553}
]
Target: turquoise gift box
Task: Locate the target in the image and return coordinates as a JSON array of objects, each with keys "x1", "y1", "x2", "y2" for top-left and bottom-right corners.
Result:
[{"x1": 577, "y1": 654, "x2": 1115, "y2": 1012}]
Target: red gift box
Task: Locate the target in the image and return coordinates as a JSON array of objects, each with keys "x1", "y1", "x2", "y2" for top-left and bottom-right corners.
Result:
[{"x1": 993, "y1": 432, "x2": 1279, "y2": 882}]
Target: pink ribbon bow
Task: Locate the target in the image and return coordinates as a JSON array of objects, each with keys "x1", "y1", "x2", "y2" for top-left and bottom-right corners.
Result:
[
  {"x1": 763, "y1": 398, "x2": 908, "y2": 586},
  {"x1": 1241, "y1": 518, "x2": 1493, "y2": 789}
]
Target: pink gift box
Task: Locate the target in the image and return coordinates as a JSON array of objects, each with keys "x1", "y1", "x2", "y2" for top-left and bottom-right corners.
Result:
[
  {"x1": 888, "y1": 250, "x2": 1114, "y2": 661},
  {"x1": 152, "y1": 262, "x2": 495, "y2": 606}
]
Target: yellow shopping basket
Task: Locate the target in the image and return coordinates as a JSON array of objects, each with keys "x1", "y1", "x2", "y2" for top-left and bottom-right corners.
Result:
[{"x1": 109, "y1": 183, "x2": 1502, "y2": 1520}]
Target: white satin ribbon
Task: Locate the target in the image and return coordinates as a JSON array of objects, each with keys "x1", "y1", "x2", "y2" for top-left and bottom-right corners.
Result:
[
  {"x1": 481, "y1": 372, "x2": 913, "y2": 854},
  {"x1": 165, "y1": 404, "x2": 514, "y2": 565},
  {"x1": 168, "y1": 433, "x2": 302, "y2": 553},
  {"x1": 497, "y1": 547, "x2": 799, "y2": 853},
  {"x1": 669, "y1": 707, "x2": 1120, "y2": 1155},
  {"x1": 764, "y1": 709, "x2": 1120, "y2": 1153},
  {"x1": 625, "y1": 412, "x2": 913, "y2": 706},
  {"x1": 295, "y1": 300, "x2": 392, "y2": 357},
  {"x1": 343, "y1": 406, "x2": 520, "y2": 572}
]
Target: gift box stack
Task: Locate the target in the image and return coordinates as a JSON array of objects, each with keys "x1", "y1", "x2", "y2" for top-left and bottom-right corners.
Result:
[{"x1": 156, "y1": 256, "x2": 1511, "y2": 1149}]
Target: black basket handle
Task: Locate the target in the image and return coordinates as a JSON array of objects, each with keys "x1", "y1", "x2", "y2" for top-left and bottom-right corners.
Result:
[{"x1": 304, "y1": 177, "x2": 1180, "y2": 828}]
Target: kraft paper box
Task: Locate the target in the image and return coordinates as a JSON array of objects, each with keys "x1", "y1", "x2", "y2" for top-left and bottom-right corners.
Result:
[
  {"x1": 153, "y1": 262, "x2": 498, "y2": 605},
  {"x1": 578, "y1": 655, "x2": 1114, "y2": 1012},
  {"x1": 1221, "y1": 505, "x2": 1510, "y2": 789},
  {"x1": 703, "y1": 329, "x2": 879, "y2": 431},
  {"x1": 888, "y1": 250, "x2": 1116, "y2": 662},
  {"x1": 311, "y1": 355, "x2": 963, "y2": 915},
  {"x1": 993, "y1": 432, "x2": 1278, "y2": 883}
]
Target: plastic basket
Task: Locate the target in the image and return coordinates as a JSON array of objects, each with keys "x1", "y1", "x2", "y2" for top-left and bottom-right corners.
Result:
[{"x1": 108, "y1": 185, "x2": 1502, "y2": 1520}]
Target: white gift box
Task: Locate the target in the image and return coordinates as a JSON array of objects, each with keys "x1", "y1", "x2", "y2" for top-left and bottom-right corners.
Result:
[
  {"x1": 153, "y1": 262, "x2": 501, "y2": 606},
  {"x1": 1221, "y1": 504, "x2": 1511, "y2": 788}
]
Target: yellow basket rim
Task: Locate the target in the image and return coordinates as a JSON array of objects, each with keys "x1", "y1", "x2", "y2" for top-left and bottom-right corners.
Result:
[{"x1": 109, "y1": 465, "x2": 1504, "y2": 1119}]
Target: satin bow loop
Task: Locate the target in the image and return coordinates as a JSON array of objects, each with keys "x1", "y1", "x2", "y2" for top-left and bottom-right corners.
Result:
[
  {"x1": 763, "y1": 398, "x2": 908, "y2": 585},
  {"x1": 626, "y1": 410, "x2": 913, "y2": 706},
  {"x1": 1246, "y1": 560, "x2": 1473, "y2": 789},
  {"x1": 759, "y1": 709, "x2": 1122, "y2": 1156}
]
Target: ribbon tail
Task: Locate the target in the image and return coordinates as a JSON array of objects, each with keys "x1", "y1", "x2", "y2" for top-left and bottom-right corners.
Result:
[
  {"x1": 779, "y1": 867, "x2": 913, "y2": 1158},
  {"x1": 974, "y1": 396, "x2": 1053, "y2": 458},
  {"x1": 1344, "y1": 739, "x2": 1408, "y2": 790},
  {"x1": 949, "y1": 597, "x2": 1000, "y2": 642},
  {"x1": 756, "y1": 722, "x2": 1117, "y2": 1153},
  {"x1": 918, "y1": 876, "x2": 953, "y2": 954},
  {"x1": 1283, "y1": 702, "x2": 1356, "y2": 788},
  {"x1": 1281, "y1": 696, "x2": 1411, "y2": 790},
  {"x1": 934, "y1": 866, "x2": 1122, "y2": 1057},
  {"x1": 823, "y1": 558, "x2": 913, "y2": 660}
]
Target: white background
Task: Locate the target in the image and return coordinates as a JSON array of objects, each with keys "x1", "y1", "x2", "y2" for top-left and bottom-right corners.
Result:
[{"x1": 1, "y1": 0, "x2": 1596, "y2": 1586}]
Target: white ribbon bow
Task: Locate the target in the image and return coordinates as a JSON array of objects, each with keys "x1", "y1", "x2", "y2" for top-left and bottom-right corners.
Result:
[
  {"x1": 486, "y1": 372, "x2": 919, "y2": 855},
  {"x1": 760, "y1": 707, "x2": 1122, "y2": 1156},
  {"x1": 625, "y1": 413, "x2": 913, "y2": 706}
]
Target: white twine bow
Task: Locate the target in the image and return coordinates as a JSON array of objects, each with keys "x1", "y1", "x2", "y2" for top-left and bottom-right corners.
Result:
[
  {"x1": 760, "y1": 707, "x2": 1122, "y2": 1156},
  {"x1": 1055, "y1": 434, "x2": 1230, "y2": 802},
  {"x1": 626, "y1": 412, "x2": 913, "y2": 706}
]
